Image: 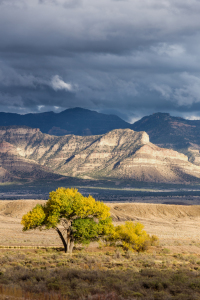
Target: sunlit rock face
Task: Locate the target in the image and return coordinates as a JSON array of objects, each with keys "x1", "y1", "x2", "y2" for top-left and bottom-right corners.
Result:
[
  {"x1": 0, "y1": 127, "x2": 62, "y2": 182},
  {"x1": 130, "y1": 112, "x2": 200, "y2": 167},
  {"x1": 0, "y1": 126, "x2": 200, "y2": 183}
]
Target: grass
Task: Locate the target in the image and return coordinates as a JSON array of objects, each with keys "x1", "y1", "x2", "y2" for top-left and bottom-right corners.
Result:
[{"x1": 1, "y1": 246, "x2": 200, "y2": 299}]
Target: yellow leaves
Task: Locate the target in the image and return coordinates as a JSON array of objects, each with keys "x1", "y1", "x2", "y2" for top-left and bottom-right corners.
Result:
[
  {"x1": 46, "y1": 187, "x2": 110, "y2": 222},
  {"x1": 47, "y1": 187, "x2": 78, "y2": 214},
  {"x1": 71, "y1": 194, "x2": 110, "y2": 220},
  {"x1": 21, "y1": 205, "x2": 45, "y2": 231},
  {"x1": 46, "y1": 213, "x2": 60, "y2": 228},
  {"x1": 21, "y1": 187, "x2": 111, "y2": 231},
  {"x1": 71, "y1": 193, "x2": 94, "y2": 217},
  {"x1": 111, "y1": 221, "x2": 154, "y2": 252},
  {"x1": 49, "y1": 187, "x2": 78, "y2": 202},
  {"x1": 93, "y1": 201, "x2": 110, "y2": 220},
  {"x1": 99, "y1": 218, "x2": 115, "y2": 236}
]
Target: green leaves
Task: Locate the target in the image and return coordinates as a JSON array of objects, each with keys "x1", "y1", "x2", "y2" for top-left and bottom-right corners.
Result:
[
  {"x1": 72, "y1": 218, "x2": 99, "y2": 243},
  {"x1": 72, "y1": 217, "x2": 115, "y2": 244}
]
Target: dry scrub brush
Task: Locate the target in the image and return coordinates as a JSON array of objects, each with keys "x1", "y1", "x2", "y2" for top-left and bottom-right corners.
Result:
[{"x1": 1, "y1": 248, "x2": 200, "y2": 299}]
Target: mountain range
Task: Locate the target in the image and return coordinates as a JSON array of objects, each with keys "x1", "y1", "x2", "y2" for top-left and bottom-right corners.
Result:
[
  {"x1": 1, "y1": 108, "x2": 200, "y2": 184},
  {"x1": 0, "y1": 108, "x2": 129, "y2": 136},
  {"x1": 1, "y1": 126, "x2": 200, "y2": 184},
  {"x1": 1, "y1": 108, "x2": 200, "y2": 148}
]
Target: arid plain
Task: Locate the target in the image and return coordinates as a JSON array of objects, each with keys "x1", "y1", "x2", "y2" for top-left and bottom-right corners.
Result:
[{"x1": 1, "y1": 199, "x2": 200, "y2": 254}]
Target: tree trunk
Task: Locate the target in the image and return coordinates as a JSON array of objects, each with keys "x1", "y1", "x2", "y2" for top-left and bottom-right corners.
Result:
[
  {"x1": 56, "y1": 227, "x2": 67, "y2": 253},
  {"x1": 67, "y1": 235, "x2": 71, "y2": 253},
  {"x1": 69, "y1": 240, "x2": 74, "y2": 253},
  {"x1": 67, "y1": 234, "x2": 74, "y2": 254},
  {"x1": 56, "y1": 227, "x2": 74, "y2": 253}
]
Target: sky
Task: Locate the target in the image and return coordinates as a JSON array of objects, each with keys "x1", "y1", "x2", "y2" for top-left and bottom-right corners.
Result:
[{"x1": 1, "y1": 0, "x2": 200, "y2": 123}]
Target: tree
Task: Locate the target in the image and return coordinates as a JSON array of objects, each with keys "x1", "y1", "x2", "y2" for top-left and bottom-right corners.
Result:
[
  {"x1": 111, "y1": 221, "x2": 157, "y2": 252},
  {"x1": 21, "y1": 188, "x2": 114, "y2": 253}
]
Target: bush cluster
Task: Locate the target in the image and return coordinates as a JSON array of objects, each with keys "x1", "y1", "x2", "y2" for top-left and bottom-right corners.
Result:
[{"x1": 109, "y1": 221, "x2": 159, "y2": 252}]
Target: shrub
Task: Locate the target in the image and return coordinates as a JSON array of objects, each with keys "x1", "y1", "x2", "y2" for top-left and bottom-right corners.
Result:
[
  {"x1": 162, "y1": 248, "x2": 170, "y2": 254},
  {"x1": 150, "y1": 235, "x2": 159, "y2": 246},
  {"x1": 113, "y1": 249, "x2": 122, "y2": 259},
  {"x1": 110, "y1": 221, "x2": 158, "y2": 253}
]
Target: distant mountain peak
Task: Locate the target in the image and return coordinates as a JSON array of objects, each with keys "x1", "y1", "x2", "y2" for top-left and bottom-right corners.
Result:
[
  {"x1": 0, "y1": 107, "x2": 129, "y2": 136},
  {"x1": 60, "y1": 107, "x2": 94, "y2": 114},
  {"x1": 152, "y1": 112, "x2": 170, "y2": 117}
]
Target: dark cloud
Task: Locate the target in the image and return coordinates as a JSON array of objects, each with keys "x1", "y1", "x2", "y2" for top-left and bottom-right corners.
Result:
[{"x1": 1, "y1": 0, "x2": 200, "y2": 120}]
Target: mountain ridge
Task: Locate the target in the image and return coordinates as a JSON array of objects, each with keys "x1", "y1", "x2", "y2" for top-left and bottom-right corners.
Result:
[
  {"x1": 0, "y1": 107, "x2": 130, "y2": 136},
  {"x1": 130, "y1": 112, "x2": 200, "y2": 165},
  {"x1": 1, "y1": 126, "x2": 200, "y2": 184},
  {"x1": 1, "y1": 108, "x2": 200, "y2": 167}
]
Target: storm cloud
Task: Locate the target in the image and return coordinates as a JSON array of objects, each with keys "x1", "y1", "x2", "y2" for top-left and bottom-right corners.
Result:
[{"x1": 1, "y1": 0, "x2": 200, "y2": 121}]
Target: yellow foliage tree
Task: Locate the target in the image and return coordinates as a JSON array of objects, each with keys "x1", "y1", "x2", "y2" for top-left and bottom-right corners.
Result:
[
  {"x1": 111, "y1": 221, "x2": 157, "y2": 252},
  {"x1": 21, "y1": 188, "x2": 114, "y2": 253}
]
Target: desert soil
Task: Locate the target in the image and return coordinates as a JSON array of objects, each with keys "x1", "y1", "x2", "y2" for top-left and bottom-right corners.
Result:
[{"x1": 1, "y1": 200, "x2": 200, "y2": 254}]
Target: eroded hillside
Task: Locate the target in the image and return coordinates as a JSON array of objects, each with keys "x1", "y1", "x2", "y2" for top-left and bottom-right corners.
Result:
[
  {"x1": 131, "y1": 112, "x2": 200, "y2": 166},
  {"x1": 0, "y1": 129, "x2": 63, "y2": 182},
  {"x1": 1, "y1": 127, "x2": 200, "y2": 183}
]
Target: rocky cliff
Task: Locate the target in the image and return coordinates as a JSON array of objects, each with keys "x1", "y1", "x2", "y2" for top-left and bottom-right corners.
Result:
[
  {"x1": 0, "y1": 128, "x2": 62, "y2": 182},
  {"x1": 2, "y1": 109, "x2": 200, "y2": 168},
  {"x1": 1, "y1": 126, "x2": 200, "y2": 184},
  {"x1": 131, "y1": 112, "x2": 200, "y2": 166}
]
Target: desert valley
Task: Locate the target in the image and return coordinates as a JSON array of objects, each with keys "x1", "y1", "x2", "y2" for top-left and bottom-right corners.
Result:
[
  {"x1": 2, "y1": 0, "x2": 200, "y2": 298},
  {"x1": 1, "y1": 110, "x2": 200, "y2": 299}
]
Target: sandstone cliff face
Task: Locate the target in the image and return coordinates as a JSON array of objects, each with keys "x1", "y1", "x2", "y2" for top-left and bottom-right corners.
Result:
[
  {"x1": 0, "y1": 129, "x2": 62, "y2": 182},
  {"x1": 0, "y1": 127, "x2": 200, "y2": 183},
  {"x1": 131, "y1": 112, "x2": 200, "y2": 167},
  {"x1": 0, "y1": 151, "x2": 61, "y2": 182}
]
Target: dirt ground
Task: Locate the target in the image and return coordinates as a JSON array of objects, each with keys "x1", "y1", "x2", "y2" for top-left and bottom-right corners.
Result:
[{"x1": 1, "y1": 200, "x2": 200, "y2": 254}]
